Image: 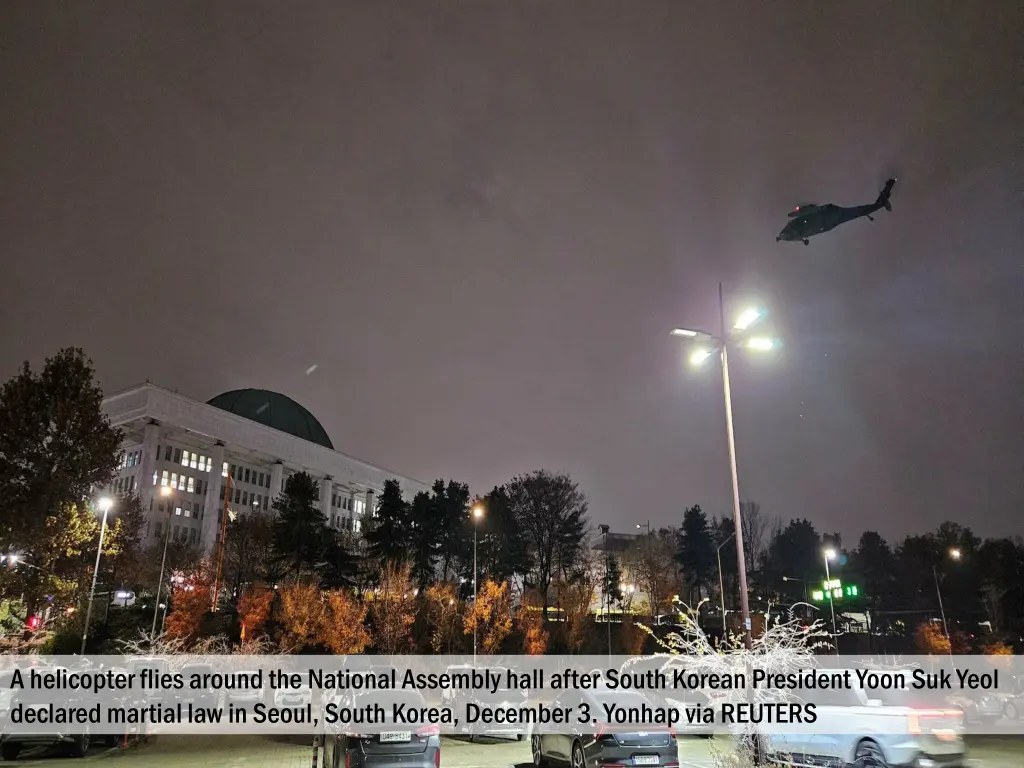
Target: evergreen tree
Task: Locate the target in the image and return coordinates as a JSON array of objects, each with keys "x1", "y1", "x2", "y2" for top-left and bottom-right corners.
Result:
[
  {"x1": 365, "y1": 479, "x2": 411, "y2": 564},
  {"x1": 408, "y1": 491, "x2": 438, "y2": 589},
  {"x1": 273, "y1": 472, "x2": 325, "y2": 579},
  {"x1": 676, "y1": 504, "x2": 716, "y2": 602}
]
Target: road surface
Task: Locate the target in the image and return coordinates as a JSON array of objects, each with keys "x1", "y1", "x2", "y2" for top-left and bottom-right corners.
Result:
[{"x1": 7, "y1": 734, "x2": 1024, "y2": 768}]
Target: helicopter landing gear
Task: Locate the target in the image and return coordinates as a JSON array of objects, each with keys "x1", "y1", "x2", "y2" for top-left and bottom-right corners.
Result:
[
  {"x1": 802, "y1": 239, "x2": 809, "y2": 245},
  {"x1": 866, "y1": 214, "x2": 874, "y2": 221}
]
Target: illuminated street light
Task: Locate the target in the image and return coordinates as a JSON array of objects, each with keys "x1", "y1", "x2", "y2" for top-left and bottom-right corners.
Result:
[
  {"x1": 472, "y1": 504, "x2": 484, "y2": 659},
  {"x1": 82, "y1": 496, "x2": 115, "y2": 654},
  {"x1": 733, "y1": 307, "x2": 764, "y2": 331},
  {"x1": 670, "y1": 284, "x2": 781, "y2": 650},
  {"x1": 745, "y1": 337, "x2": 777, "y2": 351},
  {"x1": 934, "y1": 547, "x2": 962, "y2": 655},
  {"x1": 689, "y1": 348, "x2": 714, "y2": 366},
  {"x1": 824, "y1": 548, "x2": 837, "y2": 561}
]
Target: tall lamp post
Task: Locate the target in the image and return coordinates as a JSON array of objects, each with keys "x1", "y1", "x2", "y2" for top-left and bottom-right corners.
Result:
[
  {"x1": 717, "y1": 531, "x2": 736, "y2": 635},
  {"x1": 599, "y1": 524, "x2": 612, "y2": 657},
  {"x1": 81, "y1": 496, "x2": 114, "y2": 655},
  {"x1": 472, "y1": 504, "x2": 484, "y2": 660},
  {"x1": 671, "y1": 283, "x2": 780, "y2": 650},
  {"x1": 934, "y1": 547, "x2": 961, "y2": 656},
  {"x1": 823, "y1": 548, "x2": 839, "y2": 654},
  {"x1": 151, "y1": 486, "x2": 175, "y2": 639}
]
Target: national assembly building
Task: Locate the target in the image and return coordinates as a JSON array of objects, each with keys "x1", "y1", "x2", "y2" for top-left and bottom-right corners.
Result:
[{"x1": 100, "y1": 383, "x2": 428, "y2": 554}]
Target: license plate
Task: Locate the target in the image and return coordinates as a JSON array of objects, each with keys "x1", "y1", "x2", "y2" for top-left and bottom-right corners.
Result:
[
  {"x1": 380, "y1": 732, "x2": 411, "y2": 743},
  {"x1": 633, "y1": 757, "x2": 659, "y2": 765}
]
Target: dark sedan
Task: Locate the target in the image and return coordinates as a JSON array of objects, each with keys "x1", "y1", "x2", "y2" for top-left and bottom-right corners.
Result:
[
  {"x1": 325, "y1": 691, "x2": 441, "y2": 768},
  {"x1": 532, "y1": 691, "x2": 678, "y2": 768}
]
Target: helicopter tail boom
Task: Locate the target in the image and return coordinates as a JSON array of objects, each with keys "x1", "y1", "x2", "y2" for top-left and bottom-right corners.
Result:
[{"x1": 876, "y1": 178, "x2": 896, "y2": 212}]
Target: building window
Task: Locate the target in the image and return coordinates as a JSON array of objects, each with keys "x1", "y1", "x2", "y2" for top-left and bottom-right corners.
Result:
[
  {"x1": 234, "y1": 488, "x2": 241, "y2": 504},
  {"x1": 241, "y1": 491, "x2": 248, "y2": 506},
  {"x1": 174, "y1": 525, "x2": 180, "y2": 539},
  {"x1": 230, "y1": 464, "x2": 237, "y2": 479},
  {"x1": 187, "y1": 476, "x2": 195, "y2": 494},
  {"x1": 180, "y1": 450, "x2": 189, "y2": 467},
  {"x1": 190, "y1": 453, "x2": 198, "y2": 470},
  {"x1": 354, "y1": 499, "x2": 365, "y2": 516},
  {"x1": 129, "y1": 476, "x2": 136, "y2": 492},
  {"x1": 153, "y1": 472, "x2": 158, "y2": 486},
  {"x1": 222, "y1": 461, "x2": 229, "y2": 478},
  {"x1": 170, "y1": 472, "x2": 179, "y2": 490},
  {"x1": 175, "y1": 506, "x2": 182, "y2": 516},
  {"x1": 184, "y1": 505, "x2": 191, "y2": 518},
  {"x1": 190, "y1": 529, "x2": 198, "y2": 543},
  {"x1": 161, "y1": 470, "x2": 169, "y2": 487},
  {"x1": 258, "y1": 472, "x2": 264, "y2": 487},
  {"x1": 164, "y1": 445, "x2": 172, "y2": 461},
  {"x1": 155, "y1": 445, "x2": 161, "y2": 461},
  {"x1": 172, "y1": 448, "x2": 181, "y2": 464}
]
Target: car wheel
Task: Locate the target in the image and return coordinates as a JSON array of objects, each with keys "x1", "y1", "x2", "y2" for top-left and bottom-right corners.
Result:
[
  {"x1": 1004, "y1": 701, "x2": 1019, "y2": 720},
  {"x1": 68, "y1": 734, "x2": 89, "y2": 758},
  {"x1": 531, "y1": 735, "x2": 546, "y2": 767},
  {"x1": 855, "y1": 739, "x2": 888, "y2": 768},
  {"x1": 517, "y1": 733, "x2": 524, "y2": 741},
  {"x1": 1, "y1": 743, "x2": 20, "y2": 761},
  {"x1": 571, "y1": 740, "x2": 586, "y2": 768}
]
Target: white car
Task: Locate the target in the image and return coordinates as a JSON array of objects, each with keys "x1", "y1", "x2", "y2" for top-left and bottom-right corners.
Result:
[
  {"x1": 274, "y1": 682, "x2": 311, "y2": 709},
  {"x1": 763, "y1": 672, "x2": 966, "y2": 768}
]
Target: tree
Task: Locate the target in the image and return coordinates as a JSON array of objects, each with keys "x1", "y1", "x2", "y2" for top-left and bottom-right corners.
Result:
[
  {"x1": 914, "y1": 622, "x2": 951, "y2": 655},
  {"x1": 848, "y1": 531, "x2": 897, "y2": 638},
  {"x1": 423, "y1": 583, "x2": 462, "y2": 653},
  {"x1": 676, "y1": 505, "x2": 716, "y2": 603},
  {"x1": 368, "y1": 562, "x2": 416, "y2": 654},
  {"x1": 431, "y1": 479, "x2": 471, "y2": 582},
  {"x1": 276, "y1": 582, "x2": 326, "y2": 651},
  {"x1": 408, "y1": 492, "x2": 438, "y2": 589},
  {"x1": 760, "y1": 519, "x2": 822, "y2": 602},
  {"x1": 602, "y1": 555, "x2": 623, "y2": 609},
  {"x1": 506, "y1": 471, "x2": 589, "y2": 620},
  {"x1": 225, "y1": 506, "x2": 278, "y2": 598},
  {"x1": 555, "y1": 574, "x2": 595, "y2": 653},
  {"x1": 0, "y1": 348, "x2": 122, "y2": 615},
  {"x1": 237, "y1": 587, "x2": 274, "y2": 640},
  {"x1": 163, "y1": 572, "x2": 212, "y2": 643},
  {"x1": 623, "y1": 528, "x2": 679, "y2": 617},
  {"x1": 464, "y1": 579, "x2": 513, "y2": 653},
  {"x1": 365, "y1": 479, "x2": 411, "y2": 565},
  {"x1": 477, "y1": 486, "x2": 531, "y2": 586},
  {"x1": 321, "y1": 590, "x2": 370, "y2": 654},
  {"x1": 518, "y1": 589, "x2": 549, "y2": 654},
  {"x1": 273, "y1": 472, "x2": 325, "y2": 579},
  {"x1": 739, "y1": 501, "x2": 768, "y2": 568}
]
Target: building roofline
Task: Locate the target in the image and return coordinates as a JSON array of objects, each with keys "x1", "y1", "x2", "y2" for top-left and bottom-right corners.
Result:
[{"x1": 102, "y1": 382, "x2": 428, "y2": 487}]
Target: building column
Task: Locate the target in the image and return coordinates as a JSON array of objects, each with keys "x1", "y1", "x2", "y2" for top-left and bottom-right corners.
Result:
[
  {"x1": 138, "y1": 421, "x2": 160, "y2": 517},
  {"x1": 320, "y1": 476, "x2": 334, "y2": 526},
  {"x1": 364, "y1": 489, "x2": 375, "y2": 521},
  {"x1": 200, "y1": 443, "x2": 226, "y2": 554},
  {"x1": 270, "y1": 461, "x2": 285, "y2": 501}
]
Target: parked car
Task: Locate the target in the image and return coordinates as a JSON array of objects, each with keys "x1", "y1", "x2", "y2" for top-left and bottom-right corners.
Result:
[
  {"x1": 0, "y1": 671, "x2": 90, "y2": 759},
  {"x1": 324, "y1": 690, "x2": 440, "y2": 768},
  {"x1": 532, "y1": 690, "x2": 678, "y2": 768}
]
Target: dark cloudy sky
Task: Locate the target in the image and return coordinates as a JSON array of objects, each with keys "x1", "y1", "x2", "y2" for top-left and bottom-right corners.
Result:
[{"x1": 2, "y1": 2, "x2": 1021, "y2": 544}]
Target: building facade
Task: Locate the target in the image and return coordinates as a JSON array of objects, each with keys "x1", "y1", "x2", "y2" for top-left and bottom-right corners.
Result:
[{"x1": 101, "y1": 383, "x2": 427, "y2": 554}]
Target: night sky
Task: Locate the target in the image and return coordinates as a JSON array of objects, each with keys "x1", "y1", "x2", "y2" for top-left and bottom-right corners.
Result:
[{"x1": 2, "y1": 2, "x2": 1021, "y2": 543}]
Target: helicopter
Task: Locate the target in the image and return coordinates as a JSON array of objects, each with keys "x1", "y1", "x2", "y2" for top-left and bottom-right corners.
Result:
[{"x1": 777, "y1": 178, "x2": 897, "y2": 245}]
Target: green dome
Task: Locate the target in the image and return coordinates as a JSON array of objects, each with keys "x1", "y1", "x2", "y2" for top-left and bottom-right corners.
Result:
[{"x1": 207, "y1": 389, "x2": 334, "y2": 450}]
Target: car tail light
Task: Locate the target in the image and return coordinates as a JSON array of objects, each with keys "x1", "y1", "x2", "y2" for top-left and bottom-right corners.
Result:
[
  {"x1": 345, "y1": 751, "x2": 351, "y2": 768},
  {"x1": 669, "y1": 726, "x2": 677, "y2": 738},
  {"x1": 908, "y1": 710, "x2": 962, "y2": 737},
  {"x1": 417, "y1": 724, "x2": 440, "y2": 737},
  {"x1": 434, "y1": 744, "x2": 441, "y2": 768}
]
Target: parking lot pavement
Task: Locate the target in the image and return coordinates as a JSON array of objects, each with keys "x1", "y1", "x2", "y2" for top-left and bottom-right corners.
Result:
[{"x1": 6, "y1": 734, "x2": 1024, "y2": 768}]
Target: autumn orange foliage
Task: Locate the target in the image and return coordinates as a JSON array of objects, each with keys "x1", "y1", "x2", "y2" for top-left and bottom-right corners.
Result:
[
  {"x1": 368, "y1": 563, "x2": 416, "y2": 654},
  {"x1": 276, "y1": 582, "x2": 370, "y2": 653},
  {"x1": 517, "y1": 589, "x2": 549, "y2": 655},
  {"x1": 464, "y1": 579, "x2": 513, "y2": 653},
  {"x1": 163, "y1": 574, "x2": 211, "y2": 641},
  {"x1": 237, "y1": 588, "x2": 274, "y2": 639},
  {"x1": 914, "y1": 622, "x2": 951, "y2": 655},
  {"x1": 424, "y1": 583, "x2": 462, "y2": 653}
]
